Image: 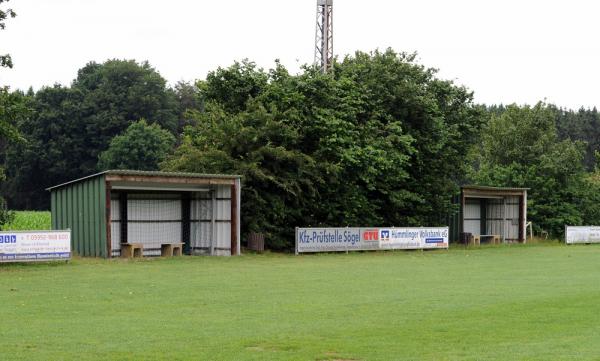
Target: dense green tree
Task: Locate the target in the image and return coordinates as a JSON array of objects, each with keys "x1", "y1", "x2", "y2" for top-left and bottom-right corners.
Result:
[
  {"x1": 98, "y1": 119, "x2": 175, "y2": 171},
  {"x1": 0, "y1": 89, "x2": 26, "y2": 223},
  {"x1": 0, "y1": 0, "x2": 22, "y2": 224},
  {"x1": 491, "y1": 105, "x2": 600, "y2": 170},
  {"x1": 577, "y1": 172, "x2": 600, "y2": 227},
  {"x1": 2, "y1": 86, "x2": 84, "y2": 209},
  {"x1": 73, "y1": 59, "x2": 179, "y2": 138},
  {"x1": 332, "y1": 51, "x2": 483, "y2": 225},
  {"x1": 2, "y1": 60, "x2": 180, "y2": 209},
  {"x1": 163, "y1": 100, "x2": 327, "y2": 249},
  {"x1": 198, "y1": 60, "x2": 268, "y2": 113},
  {"x1": 470, "y1": 103, "x2": 588, "y2": 236},
  {"x1": 0, "y1": 87, "x2": 24, "y2": 144},
  {"x1": 555, "y1": 106, "x2": 600, "y2": 170},
  {"x1": 164, "y1": 50, "x2": 482, "y2": 249},
  {"x1": 173, "y1": 80, "x2": 202, "y2": 134},
  {"x1": 70, "y1": 60, "x2": 178, "y2": 174}
]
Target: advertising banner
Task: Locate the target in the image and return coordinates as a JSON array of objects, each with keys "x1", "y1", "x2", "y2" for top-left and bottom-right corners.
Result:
[
  {"x1": 295, "y1": 227, "x2": 449, "y2": 253},
  {"x1": 565, "y1": 226, "x2": 600, "y2": 244},
  {"x1": 295, "y1": 228, "x2": 379, "y2": 253},
  {"x1": 378, "y1": 227, "x2": 449, "y2": 250},
  {"x1": 0, "y1": 230, "x2": 71, "y2": 263}
]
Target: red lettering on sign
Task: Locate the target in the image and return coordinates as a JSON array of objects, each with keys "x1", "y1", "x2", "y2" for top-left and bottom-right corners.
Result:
[{"x1": 363, "y1": 230, "x2": 379, "y2": 241}]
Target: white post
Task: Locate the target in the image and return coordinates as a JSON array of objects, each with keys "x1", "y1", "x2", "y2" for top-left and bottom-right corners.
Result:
[
  {"x1": 236, "y1": 178, "x2": 242, "y2": 256},
  {"x1": 523, "y1": 190, "x2": 528, "y2": 243},
  {"x1": 503, "y1": 197, "x2": 507, "y2": 243},
  {"x1": 529, "y1": 223, "x2": 533, "y2": 241},
  {"x1": 295, "y1": 227, "x2": 299, "y2": 255},
  {"x1": 211, "y1": 188, "x2": 216, "y2": 256}
]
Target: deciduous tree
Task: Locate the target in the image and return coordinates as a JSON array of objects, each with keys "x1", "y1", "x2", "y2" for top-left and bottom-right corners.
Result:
[
  {"x1": 2, "y1": 60, "x2": 179, "y2": 209},
  {"x1": 98, "y1": 119, "x2": 175, "y2": 171},
  {"x1": 470, "y1": 103, "x2": 588, "y2": 236},
  {"x1": 164, "y1": 50, "x2": 482, "y2": 249}
]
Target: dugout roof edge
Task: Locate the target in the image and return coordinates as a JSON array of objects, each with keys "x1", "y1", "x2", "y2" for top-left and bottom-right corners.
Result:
[{"x1": 46, "y1": 170, "x2": 242, "y2": 191}]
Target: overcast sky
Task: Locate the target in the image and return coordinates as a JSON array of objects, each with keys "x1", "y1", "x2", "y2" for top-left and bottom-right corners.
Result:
[{"x1": 1, "y1": 0, "x2": 599, "y2": 109}]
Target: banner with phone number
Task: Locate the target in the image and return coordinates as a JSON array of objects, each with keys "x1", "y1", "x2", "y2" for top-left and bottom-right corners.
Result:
[{"x1": 0, "y1": 231, "x2": 71, "y2": 262}]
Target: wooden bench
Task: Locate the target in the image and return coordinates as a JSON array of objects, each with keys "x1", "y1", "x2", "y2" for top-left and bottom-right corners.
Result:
[
  {"x1": 161, "y1": 243, "x2": 184, "y2": 257},
  {"x1": 471, "y1": 235, "x2": 502, "y2": 246},
  {"x1": 121, "y1": 243, "x2": 143, "y2": 258}
]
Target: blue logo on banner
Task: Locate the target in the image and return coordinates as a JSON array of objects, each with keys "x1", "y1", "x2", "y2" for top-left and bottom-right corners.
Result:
[
  {"x1": 380, "y1": 230, "x2": 390, "y2": 241},
  {"x1": 425, "y1": 238, "x2": 444, "y2": 244},
  {"x1": 0, "y1": 235, "x2": 16, "y2": 244}
]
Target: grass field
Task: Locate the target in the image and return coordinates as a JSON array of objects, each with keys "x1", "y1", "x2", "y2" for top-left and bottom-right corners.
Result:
[
  {"x1": 1, "y1": 211, "x2": 51, "y2": 231},
  {"x1": 1, "y1": 244, "x2": 600, "y2": 360}
]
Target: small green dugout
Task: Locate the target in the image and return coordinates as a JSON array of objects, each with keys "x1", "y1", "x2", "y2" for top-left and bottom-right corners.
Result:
[{"x1": 47, "y1": 170, "x2": 242, "y2": 258}]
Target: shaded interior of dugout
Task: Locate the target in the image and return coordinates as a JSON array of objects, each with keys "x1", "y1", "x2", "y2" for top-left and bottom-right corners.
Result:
[
  {"x1": 449, "y1": 186, "x2": 529, "y2": 243},
  {"x1": 47, "y1": 170, "x2": 241, "y2": 258}
]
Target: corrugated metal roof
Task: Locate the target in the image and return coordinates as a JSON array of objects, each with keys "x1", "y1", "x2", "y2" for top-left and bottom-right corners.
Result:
[
  {"x1": 462, "y1": 185, "x2": 530, "y2": 192},
  {"x1": 47, "y1": 170, "x2": 242, "y2": 191}
]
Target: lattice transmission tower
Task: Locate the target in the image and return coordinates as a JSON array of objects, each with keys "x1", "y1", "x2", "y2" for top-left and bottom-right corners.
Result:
[{"x1": 314, "y1": 0, "x2": 333, "y2": 73}]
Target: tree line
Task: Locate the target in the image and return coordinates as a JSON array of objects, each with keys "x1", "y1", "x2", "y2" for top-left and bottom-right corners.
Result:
[{"x1": 2, "y1": 50, "x2": 600, "y2": 249}]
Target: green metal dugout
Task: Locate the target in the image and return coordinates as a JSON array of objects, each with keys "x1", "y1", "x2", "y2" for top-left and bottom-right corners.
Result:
[{"x1": 47, "y1": 170, "x2": 242, "y2": 258}]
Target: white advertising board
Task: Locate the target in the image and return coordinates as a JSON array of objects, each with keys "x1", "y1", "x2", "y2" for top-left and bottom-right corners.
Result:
[
  {"x1": 295, "y1": 227, "x2": 449, "y2": 253},
  {"x1": 0, "y1": 230, "x2": 71, "y2": 263},
  {"x1": 565, "y1": 226, "x2": 600, "y2": 244},
  {"x1": 378, "y1": 227, "x2": 449, "y2": 250},
  {"x1": 295, "y1": 228, "x2": 379, "y2": 253}
]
